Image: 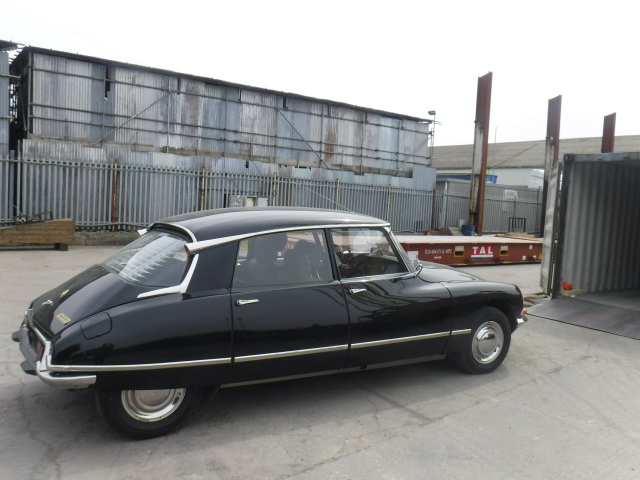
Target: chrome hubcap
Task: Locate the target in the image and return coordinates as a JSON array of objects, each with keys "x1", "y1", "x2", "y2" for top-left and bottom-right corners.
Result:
[
  {"x1": 472, "y1": 321, "x2": 504, "y2": 364},
  {"x1": 121, "y1": 389, "x2": 186, "y2": 422}
]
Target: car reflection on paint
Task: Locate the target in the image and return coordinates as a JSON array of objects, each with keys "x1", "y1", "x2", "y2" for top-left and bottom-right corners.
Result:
[{"x1": 14, "y1": 208, "x2": 525, "y2": 439}]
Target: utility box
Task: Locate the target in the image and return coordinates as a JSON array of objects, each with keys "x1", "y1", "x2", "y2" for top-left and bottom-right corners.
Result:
[{"x1": 542, "y1": 152, "x2": 640, "y2": 298}]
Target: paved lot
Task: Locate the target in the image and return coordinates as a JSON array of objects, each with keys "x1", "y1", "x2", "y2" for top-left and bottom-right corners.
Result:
[{"x1": 1, "y1": 247, "x2": 639, "y2": 479}]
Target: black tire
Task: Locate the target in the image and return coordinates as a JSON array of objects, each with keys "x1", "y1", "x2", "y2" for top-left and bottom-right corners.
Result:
[
  {"x1": 452, "y1": 306, "x2": 511, "y2": 374},
  {"x1": 95, "y1": 387, "x2": 202, "y2": 439}
]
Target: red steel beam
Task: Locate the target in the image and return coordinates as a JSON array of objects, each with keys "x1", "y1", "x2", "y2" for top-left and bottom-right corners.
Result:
[
  {"x1": 601, "y1": 113, "x2": 616, "y2": 153},
  {"x1": 469, "y1": 72, "x2": 492, "y2": 235},
  {"x1": 538, "y1": 95, "x2": 562, "y2": 237}
]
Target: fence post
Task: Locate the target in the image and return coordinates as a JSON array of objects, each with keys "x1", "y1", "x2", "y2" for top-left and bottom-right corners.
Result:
[
  {"x1": 15, "y1": 143, "x2": 23, "y2": 220},
  {"x1": 386, "y1": 184, "x2": 392, "y2": 222},
  {"x1": 110, "y1": 160, "x2": 120, "y2": 231},
  {"x1": 272, "y1": 172, "x2": 278, "y2": 206},
  {"x1": 199, "y1": 166, "x2": 206, "y2": 210}
]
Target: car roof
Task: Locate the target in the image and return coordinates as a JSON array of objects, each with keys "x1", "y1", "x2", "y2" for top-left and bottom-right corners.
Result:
[{"x1": 152, "y1": 207, "x2": 388, "y2": 242}]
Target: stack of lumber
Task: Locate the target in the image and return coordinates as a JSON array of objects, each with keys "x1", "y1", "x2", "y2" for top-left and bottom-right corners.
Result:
[{"x1": 0, "y1": 219, "x2": 75, "y2": 250}]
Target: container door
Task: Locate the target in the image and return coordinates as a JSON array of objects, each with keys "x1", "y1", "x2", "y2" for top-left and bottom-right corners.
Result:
[{"x1": 541, "y1": 162, "x2": 563, "y2": 295}]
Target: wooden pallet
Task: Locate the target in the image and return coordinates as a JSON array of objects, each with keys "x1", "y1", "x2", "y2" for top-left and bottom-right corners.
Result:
[{"x1": 0, "y1": 219, "x2": 75, "y2": 250}]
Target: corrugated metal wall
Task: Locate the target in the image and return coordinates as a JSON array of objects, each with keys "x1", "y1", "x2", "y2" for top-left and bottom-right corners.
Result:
[
  {"x1": 20, "y1": 138, "x2": 436, "y2": 189},
  {"x1": 560, "y1": 160, "x2": 640, "y2": 293},
  {"x1": 15, "y1": 52, "x2": 431, "y2": 177},
  {"x1": 0, "y1": 50, "x2": 9, "y2": 156}
]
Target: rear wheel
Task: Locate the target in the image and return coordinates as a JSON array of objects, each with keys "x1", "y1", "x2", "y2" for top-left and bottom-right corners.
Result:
[
  {"x1": 452, "y1": 306, "x2": 511, "y2": 374},
  {"x1": 96, "y1": 387, "x2": 202, "y2": 439}
]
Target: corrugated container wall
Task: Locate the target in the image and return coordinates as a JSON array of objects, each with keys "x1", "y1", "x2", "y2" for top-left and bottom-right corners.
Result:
[
  {"x1": 557, "y1": 157, "x2": 640, "y2": 293},
  {"x1": 0, "y1": 50, "x2": 9, "y2": 156},
  {"x1": 12, "y1": 50, "x2": 432, "y2": 181}
]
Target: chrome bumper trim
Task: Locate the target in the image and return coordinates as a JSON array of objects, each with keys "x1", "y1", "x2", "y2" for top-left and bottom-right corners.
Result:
[{"x1": 36, "y1": 360, "x2": 97, "y2": 389}]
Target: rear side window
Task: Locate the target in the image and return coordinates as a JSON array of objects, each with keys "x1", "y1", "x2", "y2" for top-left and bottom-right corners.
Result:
[{"x1": 101, "y1": 230, "x2": 189, "y2": 287}]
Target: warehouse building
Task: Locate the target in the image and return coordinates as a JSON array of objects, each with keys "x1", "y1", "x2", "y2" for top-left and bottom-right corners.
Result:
[
  {"x1": 1, "y1": 45, "x2": 439, "y2": 231},
  {"x1": 432, "y1": 135, "x2": 640, "y2": 186}
]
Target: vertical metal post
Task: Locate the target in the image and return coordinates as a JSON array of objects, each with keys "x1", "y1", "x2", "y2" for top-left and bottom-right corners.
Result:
[
  {"x1": 15, "y1": 141, "x2": 22, "y2": 218},
  {"x1": 111, "y1": 160, "x2": 119, "y2": 231},
  {"x1": 199, "y1": 166, "x2": 206, "y2": 210},
  {"x1": 538, "y1": 95, "x2": 562, "y2": 237},
  {"x1": 601, "y1": 113, "x2": 616, "y2": 153},
  {"x1": 26, "y1": 52, "x2": 33, "y2": 136},
  {"x1": 272, "y1": 172, "x2": 278, "y2": 206},
  {"x1": 469, "y1": 72, "x2": 492, "y2": 235},
  {"x1": 386, "y1": 184, "x2": 392, "y2": 222}
]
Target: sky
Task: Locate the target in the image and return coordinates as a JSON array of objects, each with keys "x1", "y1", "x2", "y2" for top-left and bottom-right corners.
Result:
[{"x1": 1, "y1": 0, "x2": 637, "y2": 146}]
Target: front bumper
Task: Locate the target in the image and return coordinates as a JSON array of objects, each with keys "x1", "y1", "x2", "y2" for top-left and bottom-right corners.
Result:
[{"x1": 14, "y1": 318, "x2": 96, "y2": 389}]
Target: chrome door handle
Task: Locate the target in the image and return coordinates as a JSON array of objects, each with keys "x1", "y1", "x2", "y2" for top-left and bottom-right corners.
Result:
[
  {"x1": 349, "y1": 288, "x2": 366, "y2": 295},
  {"x1": 236, "y1": 299, "x2": 259, "y2": 306}
]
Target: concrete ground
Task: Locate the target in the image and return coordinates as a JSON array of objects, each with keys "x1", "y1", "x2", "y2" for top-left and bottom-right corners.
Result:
[{"x1": 2, "y1": 247, "x2": 639, "y2": 479}]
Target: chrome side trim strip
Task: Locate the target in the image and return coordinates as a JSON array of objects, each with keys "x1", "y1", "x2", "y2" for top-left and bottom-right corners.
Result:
[
  {"x1": 351, "y1": 331, "x2": 450, "y2": 349},
  {"x1": 185, "y1": 223, "x2": 390, "y2": 254},
  {"x1": 46, "y1": 355, "x2": 232, "y2": 373},
  {"x1": 451, "y1": 329, "x2": 472, "y2": 336},
  {"x1": 36, "y1": 319, "x2": 454, "y2": 375},
  {"x1": 234, "y1": 344, "x2": 349, "y2": 363}
]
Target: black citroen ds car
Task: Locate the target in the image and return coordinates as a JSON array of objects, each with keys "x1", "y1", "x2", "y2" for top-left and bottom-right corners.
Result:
[{"x1": 14, "y1": 208, "x2": 525, "y2": 439}]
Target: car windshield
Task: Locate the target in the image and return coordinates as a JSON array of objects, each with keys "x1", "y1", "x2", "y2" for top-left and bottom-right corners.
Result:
[{"x1": 101, "y1": 230, "x2": 189, "y2": 287}]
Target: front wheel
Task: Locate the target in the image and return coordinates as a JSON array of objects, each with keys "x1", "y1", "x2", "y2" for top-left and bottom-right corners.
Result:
[
  {"x1": 452, "y1": 306, "x2": 511, "y2": 374},
  {"x1": 95, "y1": 387, "x2": 202, "y2": 439}
]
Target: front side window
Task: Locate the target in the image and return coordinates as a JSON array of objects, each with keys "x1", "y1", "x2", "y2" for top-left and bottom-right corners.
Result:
[
  {"x1": 233, "y1": 229, "x2": 331, "y2": 287},
  {"x1": 101, "y1": 230, "x2": 189, "y2": 287},
  {"x1": 330, "y1": 228, "x2": 407, "y2": 279}
]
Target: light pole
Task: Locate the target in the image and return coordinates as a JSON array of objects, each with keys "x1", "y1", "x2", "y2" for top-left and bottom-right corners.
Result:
[{"x1": 428, "y1": 110, "x2": 436, "y2": 161}]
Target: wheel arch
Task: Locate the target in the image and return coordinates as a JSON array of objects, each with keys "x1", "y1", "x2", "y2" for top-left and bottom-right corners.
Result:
[{"x1": 484, "y1": 300, "x2": 518, "y2": 331}]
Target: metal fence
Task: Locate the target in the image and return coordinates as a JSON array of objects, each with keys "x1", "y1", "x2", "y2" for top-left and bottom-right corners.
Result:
[
  {"x1": 1, "y1": 156, "x2": 541, "y2": 234},
  {"x1": 437, "y1": 192, "x2": 541, "y2": 235},
  {"x1": 0, "y1": 156, "x2": 438, "y2": 232}
]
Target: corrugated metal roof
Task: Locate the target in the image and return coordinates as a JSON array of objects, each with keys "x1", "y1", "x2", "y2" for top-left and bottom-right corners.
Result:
[
  {"x1": 432, "y1": 135, "x2": 640, "y2": 170},
  {"x1": 12, "y1": 46, "x2": 431, "y2": 124}
]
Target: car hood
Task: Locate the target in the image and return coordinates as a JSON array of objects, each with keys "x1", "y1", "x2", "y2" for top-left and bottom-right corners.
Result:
[
  {"x1": 31, "y1": 265, "x2": 151, "y2": 338},
  {"x1": 417, "y1": 262, "x2": 485, "y2": 283}
]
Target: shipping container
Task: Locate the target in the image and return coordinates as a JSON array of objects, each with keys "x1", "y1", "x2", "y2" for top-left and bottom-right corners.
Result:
[{"x1": 542, "y1": 152, "x2": 640, "y2": 298}]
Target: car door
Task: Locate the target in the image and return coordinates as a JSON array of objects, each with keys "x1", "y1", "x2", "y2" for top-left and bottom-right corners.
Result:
[
  {"x1": 330, "y1": 227, "x2": 453, "y2": 368},
  {"x1": 229, "y1": 229, "x2": 350, "y2": 383}
]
